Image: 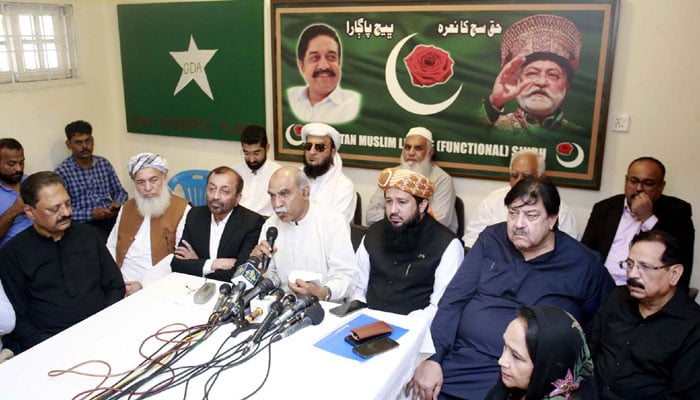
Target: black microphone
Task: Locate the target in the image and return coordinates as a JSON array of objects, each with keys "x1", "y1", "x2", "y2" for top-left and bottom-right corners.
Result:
[
  {"x1": 272, "y1": 295, "x2": 318, "y2": 328},
  {"x1": 218, "y1": 281, "x2": 246, "y2": 321},
  {"x1": 271, "y1": 303, "x2": 325, "y2": 342},
  {"x1": 211, "y1": 283, "x2": 232, "y2": 313},
  {"x1": 261, "y1": 227, "x2": 278, "y2": 272},
  {"x1": 231, "y1": 256, "x2": 263, "y2": 290},
  {"x1": 240, "y1": 275, "x2": 282, "y2": 306},
  {"x1": 242, "y1": 300, "x2": 283, "y2": 354}
]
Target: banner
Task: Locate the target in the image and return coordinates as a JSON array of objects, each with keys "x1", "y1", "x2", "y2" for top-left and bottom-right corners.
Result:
[
  {"x1": 118, "y1": 1, "x2": 265, "y2": 141},
  {"x1": 272, "y1": 0, "x2": 619, "y2": 188}
]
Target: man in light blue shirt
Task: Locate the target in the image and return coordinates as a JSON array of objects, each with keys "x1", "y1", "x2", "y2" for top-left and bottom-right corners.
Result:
[{"x1": 0, "y1": 138, "x2": 31, "y2": 248}]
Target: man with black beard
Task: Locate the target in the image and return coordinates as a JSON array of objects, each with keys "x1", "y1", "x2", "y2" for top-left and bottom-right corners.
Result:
[
  {"x1": 107, "y1": 153, "x2": 190, "y2": 296},
  {"x1": 0, "y1": 138, "x2": 31, "y2": 247},
  {"x1": 366, "y1": 127, "x2": 457, "y2": 233},
  {"x1": 300, "y1": 122, "x2": 356, "y2": 222},
  {"x1": 353, "y1": 167, "x2": 463, "y2": 326},
  {"x1": 234, "y1": 125, "x2": 281, "y2": 217}
]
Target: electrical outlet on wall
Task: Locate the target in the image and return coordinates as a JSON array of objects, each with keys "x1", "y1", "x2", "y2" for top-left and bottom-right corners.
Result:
[{"x1": 611, "y1": 114, "x2": 630, "y2": 132}]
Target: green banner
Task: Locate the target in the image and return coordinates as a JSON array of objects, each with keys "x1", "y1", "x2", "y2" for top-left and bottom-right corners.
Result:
[
  {"x1": 118, "y1": 1, "x2": 265, "y2": 140},
  {"x1": 273, "y1": 1, "x2": 618, "y2": 189}
]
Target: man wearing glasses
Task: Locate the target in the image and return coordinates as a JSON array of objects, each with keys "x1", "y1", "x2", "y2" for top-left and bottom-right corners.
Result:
[
  {"x1": 589, "y1": 230, "x2": 700, "y2": 399},
  {"x1": 582, "y1": 157, "x2": 694, "y2": 290},
  {"x1": 300, "y1": 122, "x2": 356, "y2": 223},
  {"x1": 234, "y1": 125, "x2": 281, "y2": 217},
  {"x1": 463, "y1": 148, "x2": 578, "y2": 248}
]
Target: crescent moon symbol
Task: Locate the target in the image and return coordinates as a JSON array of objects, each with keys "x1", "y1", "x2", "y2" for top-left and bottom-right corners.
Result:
[
  {"x1": 556, "y1": 142, "x2": 585, "y2": 169},
  {"x1": 385, "y1": 33, "x2": 463, "y2": 115},
  {"x1": 285, "y1": 124, "x2": 304, "y2": 147}
]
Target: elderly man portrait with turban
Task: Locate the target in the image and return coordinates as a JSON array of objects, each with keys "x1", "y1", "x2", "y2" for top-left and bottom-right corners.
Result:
[
  {"x1": 353, "y1": 167, "x2": 463, "y2": 341},
  {"x1": 480, "y1": 14, "x2": 587, "y2": 136},
  {"x1": 106, "y1": 152, "x2": 191, "y2": 296}
]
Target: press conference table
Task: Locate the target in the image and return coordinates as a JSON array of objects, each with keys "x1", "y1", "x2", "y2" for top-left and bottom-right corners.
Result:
[{"x1": 0, "y1": 273, "x2": 428, "y2": 399}]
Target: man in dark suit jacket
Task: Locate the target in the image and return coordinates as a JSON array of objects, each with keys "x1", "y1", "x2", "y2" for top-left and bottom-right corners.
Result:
[
  {"x1": 582, "y1": 157, "x2": 694, "y2": 290},
  {"x1": 172, "y1": 167, "x2": 264, "y2": 281}
]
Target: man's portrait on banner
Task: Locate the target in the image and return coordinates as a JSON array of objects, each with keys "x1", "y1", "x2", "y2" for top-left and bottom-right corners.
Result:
[{"x1": 287, "y1": 23, "x2": 362, "y2": 124}]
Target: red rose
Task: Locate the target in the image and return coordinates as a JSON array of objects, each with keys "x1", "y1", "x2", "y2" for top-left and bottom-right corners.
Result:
[
  {"x1": 557, "y1": 142, "x2": 573, "y2": 156},
  {"x1": 403, "y1": 45, "x2": 455, "y2": 87},
  {"x1": 293, "y1": 124, "x2": 303, "y2": 137}
]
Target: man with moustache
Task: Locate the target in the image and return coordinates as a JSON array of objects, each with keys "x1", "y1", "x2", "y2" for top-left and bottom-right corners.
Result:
[
  {"x1": 234, "y1": 124, "x2": 281, "y2": 217},
  {"x1": 405, "y1": 176, "x2": 613, "y2": 400},
  {"x1": 287, "y1": 23, "x2": 360, "y2": 124},
  {"x1": 0, "y1": 172, "x2": 124, "y2": 351},
  {"x1": 252, "y1": 166, "x2": 356, "y2": 302},
  {"x1": 479, "y1": 14, "x2": 587, "y2": 136},
  {"x1": 55, "y1": 120, "x2": 128, "y2": 241},
  {"x1": 590, "y1": 230, "x2": 700, "y2": 399},
  {"x1": 366, "y1": 127, "x2": 457, "y2": 233},
  {"x1": 172, "y1": 167, "x2": 264, "y2": 281},
  {"x1": 107, "y1": 153, "x2": 191, "y2": 296},
  {"x1": 300, "y1": 122, "x2": 356, "y2": 223},
  {"x1": 0, "y1": 138, "x2": 31, "y2": 247},
  {"x1": 464, "y1": 149, "x2": 579, "y2": 248},
  {"x1": 354, "y1": 168, "x2": 463, "y2": 326},
  {"x1": 582, "y1": 157, "x2": 695, "y2": 290}
]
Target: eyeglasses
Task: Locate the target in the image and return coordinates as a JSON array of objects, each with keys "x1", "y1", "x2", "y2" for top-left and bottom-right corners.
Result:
[
  {"x1": 242, "y1": 150, "x2": 263, "y2": 158},
  {"x1": 303, "y1": 142, "x2": 327, "y2": 152},
  {"x1": 625, "y1": 176, "x2": 658, "y2": 190},
  {"x1": 619, "y1": 259, "x2": 672, "y2": 273},
  {"x1": 510, "y1": 171, "x2": 534, "y2": 180}
]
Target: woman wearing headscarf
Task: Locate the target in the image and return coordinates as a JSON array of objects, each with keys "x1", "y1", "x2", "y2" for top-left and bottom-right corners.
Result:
[{"x1": 485, "y1": 304, "x2": 596, "y2": 400}]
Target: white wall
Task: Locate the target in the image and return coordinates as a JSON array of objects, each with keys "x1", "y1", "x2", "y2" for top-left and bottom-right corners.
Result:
[{"x1": 1, "y1": 0, "x2": 698, "y2": 290}]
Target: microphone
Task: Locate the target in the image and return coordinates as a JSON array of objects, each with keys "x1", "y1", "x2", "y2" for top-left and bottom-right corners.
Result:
[
  {"x1": 245, "y1": 289, "x2": 286, "y2": 324},
  {"x1": 242, "y1": 300, "x2": 283, "y2": 354},
  {"x1": 272, "y1": 295, "x2": 318, "y2": 328},
  {"x1": 231, "y1": 256, "x2": 262, "y2": 291},
  {"x1": 261, "y1": 227, "x2": 278, "y2": 272},
  {"x1": 218, "y1": 281, "x2": 246, "y2": 322},
  {"x1": 211, "y1": 283, "x2": 232, "y2": 313},
  {"x1": 240, "y1": 275, "x2": 282, "y2": 306},
  {"x1": 271, "y1": 303, "x2": 325, "y2": 343}
]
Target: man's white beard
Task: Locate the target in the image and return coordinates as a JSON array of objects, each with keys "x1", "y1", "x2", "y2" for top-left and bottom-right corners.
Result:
[
  {"x1": 135, "y1": 184, "x2": 171, "y2": 218},
  {"x1": 401, "y1": 154, "x2": 432, "y2": 177}
]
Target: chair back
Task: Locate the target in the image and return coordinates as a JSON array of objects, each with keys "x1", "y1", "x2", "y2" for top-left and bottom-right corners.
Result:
[
  {"x1": 455, "y1": 196, "x2": 465, "y2": 239},
  {"x1": 168, "y1": 169, "x2": 209, "y2": 206}
]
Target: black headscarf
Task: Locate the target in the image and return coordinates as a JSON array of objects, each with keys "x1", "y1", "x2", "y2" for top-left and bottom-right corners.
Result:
[{"x1": 485, "y1": 305, "x2": 596, "y2": 400}]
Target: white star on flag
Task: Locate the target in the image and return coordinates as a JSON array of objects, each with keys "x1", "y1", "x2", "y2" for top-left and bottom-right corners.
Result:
[{"x1": 169, "y1": 35, "x2": 218, "y2": 100}]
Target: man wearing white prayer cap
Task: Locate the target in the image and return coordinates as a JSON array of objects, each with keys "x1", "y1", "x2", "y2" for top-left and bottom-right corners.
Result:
[
  {"x1": 106, "y1": 152, "x2": 191, "y2": 296},
  {"x1": 366, "y1": 126, "x2": 458, "y2": 233},
  {"x1": 300, "y1": 122, "x2": 356, "y2": 222}
]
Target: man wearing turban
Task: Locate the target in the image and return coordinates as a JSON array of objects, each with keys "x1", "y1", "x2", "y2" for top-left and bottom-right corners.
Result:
[
  {"x1": 106, "y1": 153, "x2": 191, "y2": 296},
  {"x1": 354, "y1": 167, "x2": 463, "y2": 331},
  {"x1": 480, "y1": 14, "x2": 587, "y2": 136}
]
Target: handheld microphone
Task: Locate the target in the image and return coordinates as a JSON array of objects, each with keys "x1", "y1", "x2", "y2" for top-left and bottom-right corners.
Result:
[
  {"x1": 218, "y1": 281, "x2": 246, "y2": 322},
  {"x1": 245, "y1": 289, "x2": 286, "y2": 324},
  {"x1": 272, "y1": 295, "x2": 318, "y2": 328},
  {"x1": 231, "y1": 256, "x2": 262, "y2": 291},
  {"x1": 242, "y1": 300, "x2": 283, "y2": 354},
  {"x1": 261, "y1": 227, "x2": 278, "y2": 272},
  {"x1": 271, "y1": 303, "x2": 325, "y2": 343},
  {"x1": 211, "y1": 283, "x2": 232, "y2": 313},
  {"x1": 240, "y1": 276, "x2": 282, "y2": 306}
]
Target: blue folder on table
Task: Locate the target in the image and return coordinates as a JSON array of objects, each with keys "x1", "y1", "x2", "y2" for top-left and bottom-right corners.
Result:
[{"x1": 314, "y1": 313, "x2": 408, "y2": 362}]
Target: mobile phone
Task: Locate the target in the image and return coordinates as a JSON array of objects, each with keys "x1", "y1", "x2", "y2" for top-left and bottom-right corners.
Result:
[
  {"x1": 352, "y1": 336, "x2": 399, "y2": 359},
  {"x1": 329, "y1": 300, "x2": 367, "y2": 318},
  {"x1": 344, "y1": 332, "x2": 390, "y2": 347}
]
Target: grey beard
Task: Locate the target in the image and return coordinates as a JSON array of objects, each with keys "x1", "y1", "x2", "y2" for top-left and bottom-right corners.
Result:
[{"x1": 135, "y1": 185, "x2": 172, "y2": 218}]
